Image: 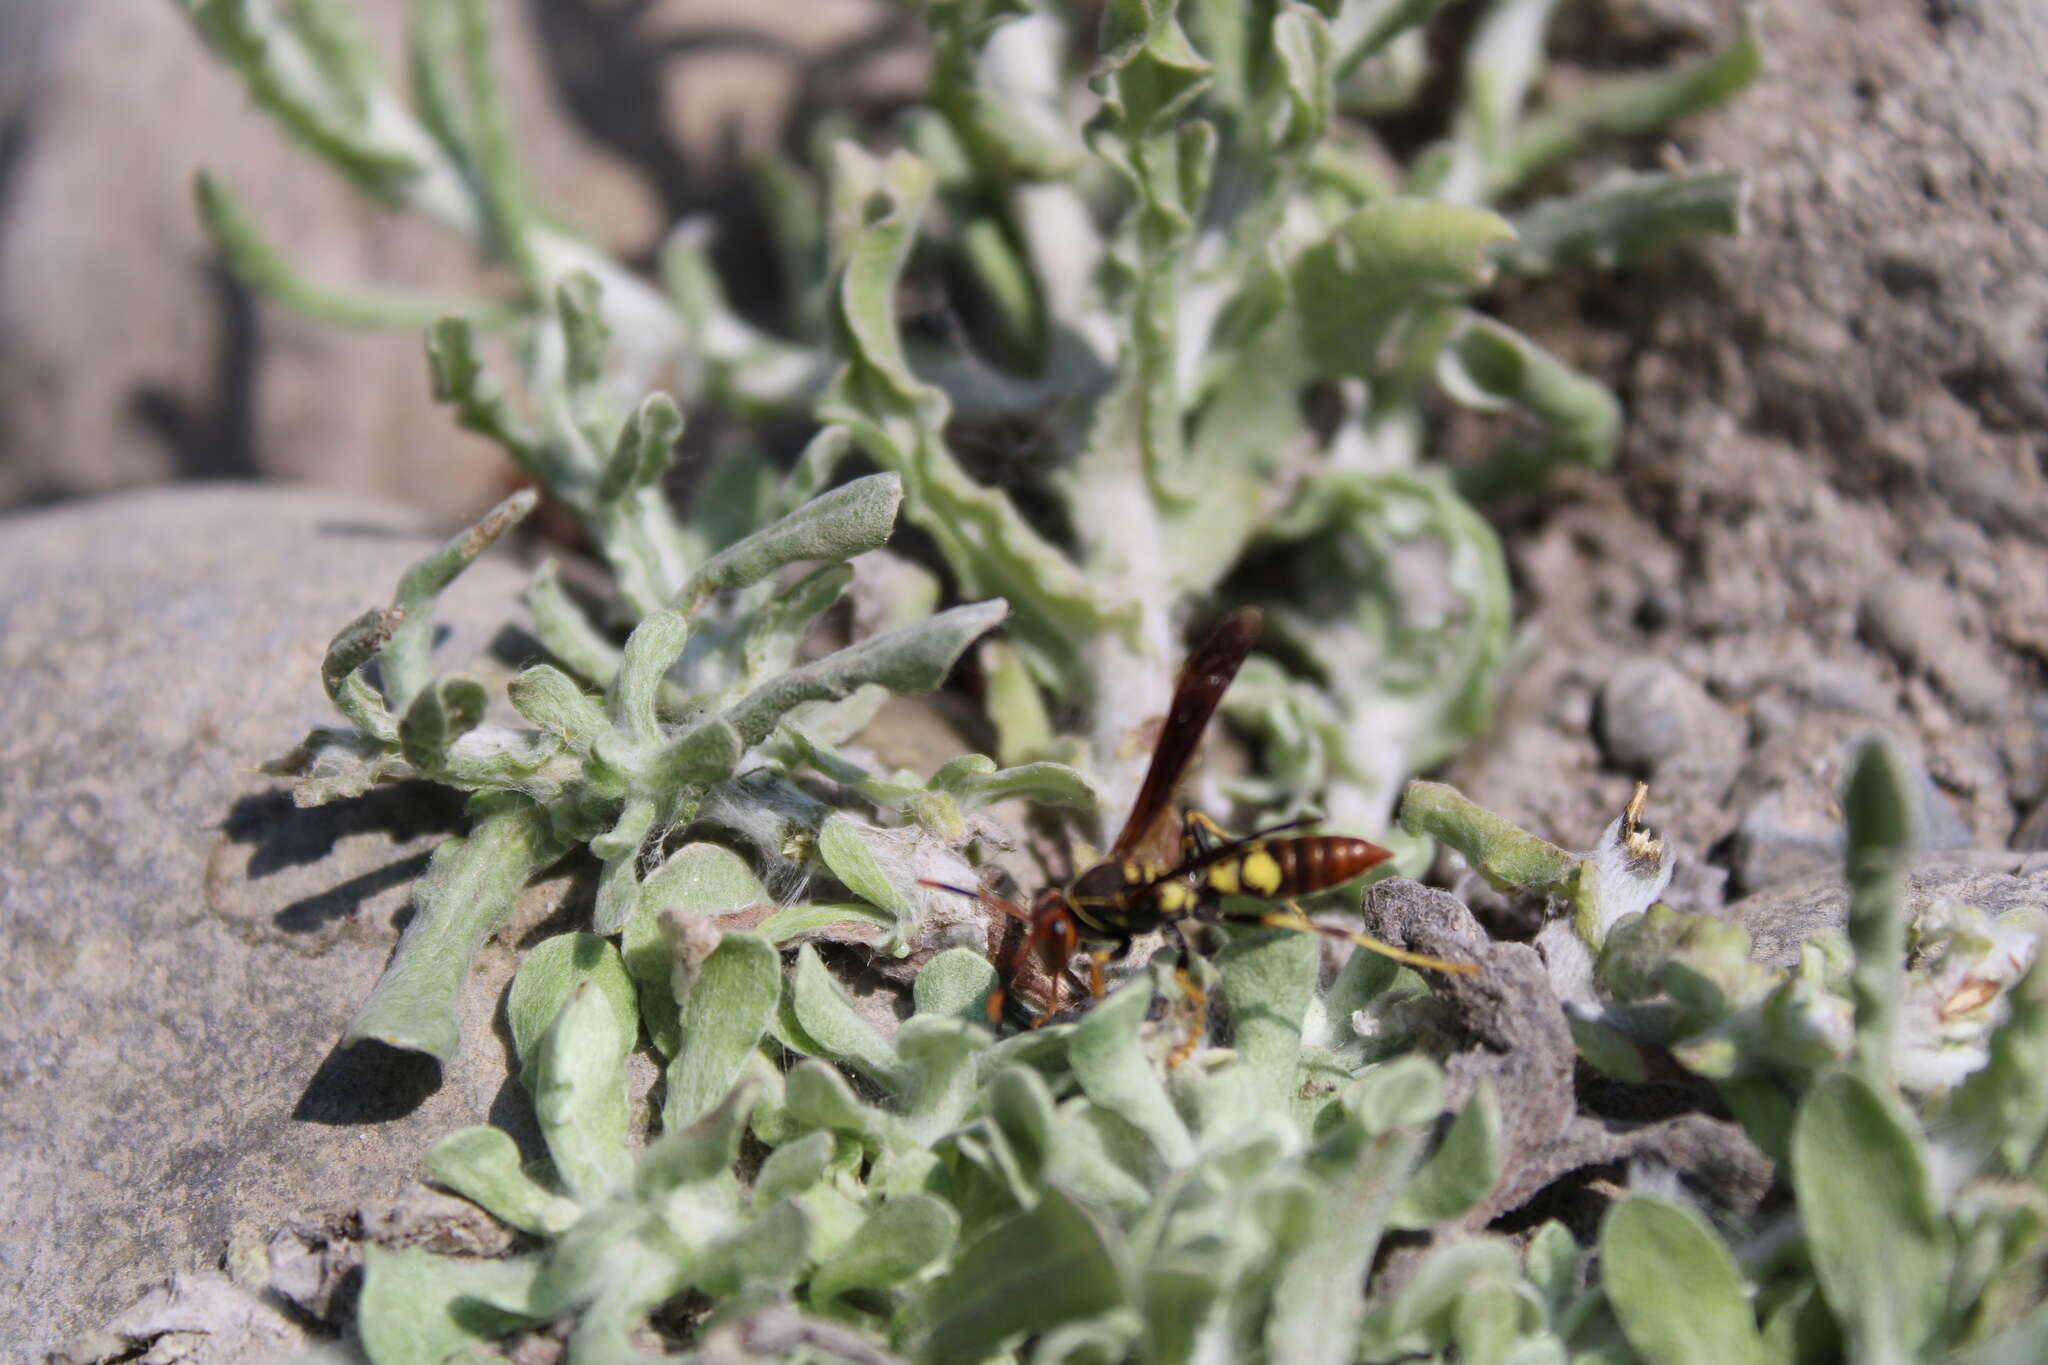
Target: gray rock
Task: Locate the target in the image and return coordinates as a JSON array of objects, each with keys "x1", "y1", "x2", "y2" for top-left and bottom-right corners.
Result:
[
  {"x1": 47, "y1": 1271, "x2": 304, "y2": 1365},
  {"x1": 1732, "y1": 851, "x2": 2048, "y2": 969},
  {"x1": 0, "y1": 486, "x2": 574, "y2": 1357},
  {"x1": 1860, "y1": 571, "x2": 2013, "y2": 722},
  {"x1": 1730, "y1": 790, "x2": 1846, "y2": 894},
  {"x1": 1597, "y1": 658, "x2": 1708, "y2": 774}
]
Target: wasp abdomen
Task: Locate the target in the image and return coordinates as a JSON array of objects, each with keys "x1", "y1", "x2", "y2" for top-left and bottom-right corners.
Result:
[{"x1": 1204, "y1": 836, "x2": 1392, "y2": 899}]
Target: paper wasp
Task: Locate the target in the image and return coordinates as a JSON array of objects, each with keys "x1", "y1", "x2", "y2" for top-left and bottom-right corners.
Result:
[{"x1": 925, "y1": 607, "x2": 1476, "y2": 1026}]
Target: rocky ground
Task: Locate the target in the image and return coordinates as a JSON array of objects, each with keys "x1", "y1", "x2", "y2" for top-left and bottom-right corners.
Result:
[{"x1": 1443, "y1": 0, "x2": 2047, "y2": 892}]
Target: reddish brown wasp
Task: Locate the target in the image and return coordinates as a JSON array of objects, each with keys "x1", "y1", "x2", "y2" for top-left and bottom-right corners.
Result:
[{"x1": 925, "y1": 607, "x2": 1476, "y2": 1026}]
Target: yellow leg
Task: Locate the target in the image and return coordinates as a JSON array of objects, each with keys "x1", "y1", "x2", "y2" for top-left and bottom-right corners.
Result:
[
  {"x1": 1257, "y1": 904, "x2": 1479, "y2": 976},
  {"x1": 1184, "y1": 808, "x2": 1233, "y2": 848},
  {"x1": 1166, "y1": 966, "x2": 1209, "y2": 1068}
]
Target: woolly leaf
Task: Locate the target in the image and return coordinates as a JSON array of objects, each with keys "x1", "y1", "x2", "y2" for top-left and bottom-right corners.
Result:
[
  {"x1": 523, "y1": 975, "x2": 636, "y2": 1204},
  {"x1": 665, "y1": 931, "x2": 781, "y2": 1130},
  {"x1": 677, "y1": 472, "x2": 903, "y2": 614},
  {"x1": 1793, "y1": 1070, "x2": 1953, "y2": 1363},
  {"x1": 345, "y1": 796, "x2": 560, "y2": 1062},
  {"x1": 916, "y1": 1187, "x2": 1132, "y2": 1361},
  {"x1": 357, "y1": 1244, "x2": 542, "y2": 1365},
  {"x1": 625, "y1": 842, "x2": 772, "y2": 1057},
  {"x1": 1070, "y1": 980, "x2": 1194, "y2": 1168},
  {"x1": 818, "y1": 814, "x2": 918, "y2": 932},
  {"x1": 1601, "y1": 1195, "x2": 1766, "y2": 1365},
  {"x1": 723, "y1": 600, "x2": 1009, "y2": 747},
  {"x1": 1290, "y1": 199, "x2": 1514, "y2": 380},
  {"x1": 811, "y1": 1193, "x2": 961, "y2": 1304},
  {"x1": 914, "y1": 948, "x2": 999, "y2": 1023},
  {"x1": 424, "y1": 1126, "x2": 583, "y2": 1236},
  {"x1": 1389, "y1": 1078, "x2": 1501, "y2": 1229},
  {"x1": 789, "y1": 944, "x2": 902, "y2": 1087}
]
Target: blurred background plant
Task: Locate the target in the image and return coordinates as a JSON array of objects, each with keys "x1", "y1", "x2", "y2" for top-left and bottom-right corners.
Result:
[{"x1": 185, "y1": 0, "x2": 1758, "y2": 871}]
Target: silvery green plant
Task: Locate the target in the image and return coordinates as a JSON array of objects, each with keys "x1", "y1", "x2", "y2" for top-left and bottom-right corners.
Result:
[
  {"x1": 1397, "y1": 742, "x2": 2048, "y2": 1365},
  {"x1": 185, "y1": 0, "x2": 1758, "y2": 848},
  {"x1": 349, "y1": 740, "x2": 2048, "y2": 1363},
  {"x1": 267, "y1": 473, "x2": 1090, "y2": 1063}
]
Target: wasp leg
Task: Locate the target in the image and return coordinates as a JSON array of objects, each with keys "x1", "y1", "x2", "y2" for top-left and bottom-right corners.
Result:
[
  {"x1": 1257, "y1": 903, "x2": 1479, "y2": 976},
  {"x1": 1024, "y1": 912, "x2": 1081, "y2": 1028},
  {"x1": 1182, "y1": 808, "x2": 1231, "y2": 860},
  {"x1": 1087, "y1": 948, "x2": 1113, "y2": 1002},
  {"x1": 1166, "y1": 966, "x2": 1209, "y2": 1068}
]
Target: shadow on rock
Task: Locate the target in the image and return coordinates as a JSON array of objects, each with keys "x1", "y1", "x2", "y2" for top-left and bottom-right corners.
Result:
[{"x1": 293, "y1": 1038, "x2": 443, "y2": 1125}]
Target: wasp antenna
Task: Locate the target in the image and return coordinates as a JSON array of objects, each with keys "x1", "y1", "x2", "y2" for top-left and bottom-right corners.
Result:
[{"x1": 917, "y1": 879, "x2": 982, "y2": 899}]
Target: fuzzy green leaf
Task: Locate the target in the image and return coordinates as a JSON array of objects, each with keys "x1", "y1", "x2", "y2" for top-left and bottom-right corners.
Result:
[
  {"x1": 790, "y1": 944, "x2": 902, "y2": 1087},
  {"x1": 357, "y1": 1243, "x2": 542, "y2": 1365},
  {"x1": 755, "y1": 1130, "x2": 837, "y2": 1203},
  {"x1": 1290, "y1": 199, "x2": 1514, "y2": 380},
  {"x1": 1497, "y1": 169, "x2": 1746, "y2": 276},
  {"x1": 521, "y1": 558, "x2": 622, "y2": 688},
  {"x1": 598, "y1": 391, "x2": 684, "y2": 503},
  {"x1": 1844, "y1": 736, "x2": 1918, "y2": 1089},
  {"x1": 396, "y1": 674, "x2": 488, "y2": 772},
  {"x1": 1399, "y1": 780, "x2": 1576, "y2": 893},
  {"x1": 1389, "y1": 1078, "x2": 1501, "y2": 1229},
  {"x1": 507, "y1": 663, "x2": 608, "y2": 752},
  {"x1": 506, "y1": 932, "x2": 637, "y2": 1071},
  {"x1": 608, "y1": 609, "x2": 689, "y2": 746},
  {"x1": 345, "y1": 796, "x2": 559, "y2": 1061},
  {"x1": 624, "y1": 843, "x2": 772, "y2": 1057},
  {"x1": 940, "y1": 759, "x2": 1100, "y2": 813},
  {"x1": 424, "y1": 1125, "x2": 583, "y2": 1236},
  {"x1": 784, "y1": 1059, "x2": 891, "y2": 1142},
  {"x1": 1601, "y1": 1195, "x2": 1766, "y2": 1365},
  {"x1": 1070, "y1": 980, "x2": 1194, "y2": 1168},
  {"x1": 914, "y1": 948, "x2": 999, "y2": 1023},
  {"x1": 700, "y1": 1197, "x2": 811, "y2": 1297},
  {"x1": 916, "y1": 1186, "x2": 1132, "y2": 1362},
  {"x1": 1499, "y1": 16, "x2": 1763, "y2": 195},
  {"x1": 677, "y1": 472, "x2": 903, "y2": 614},
  {"x1": 724, "y1": 599, "x2": 1008, "y2": 747},
  {"x1": 425, "y1": 318, "x2": 542, "y2": 472},
  {"x1": 1362, "y1": 1236, "x2": 1522, "y2": 1357},
  {"x1": 641, "y1": 716, "x2": 745, "y2": 802},
  {"x1": 665, "y1": 931, "x2": 781, "y2": 1130},
  {"x1": 818, "y1": 143, "x2": 1106, "y2": 688},
  {"x1": 320, "y1": 605, "x2": 403, "y2": 740},
  {"x1": 1792, "y1": 1070, "x2": 1953, "y2": 1364},
  {"x1": 523, "y1": 974, "x2": 636, "y2": 1204},
  {"x1": 1270, "y1": 1122, "x2": 1431, "y2": 1365},
  {"x1": 1441, "y1": 314, "x2": 1622, "y2": 496},
  {"x1": 639, "y1": 1079, "x2": 758, "y2": 1194},
  {"x1": 199, "y1": 171, "x2": 521, "y2": 331},
  {"x1": 384, "y1": 489, "x2": 537, "y2": 713},
  {"x1": 755, "y1": 901, "x2": 899, "y2": 944},
  {"x1": 1347, "y1": 1053, "x2": 1445, "y2": 1135},
  {"x1": 811, "y1": 1193, "x2": 961, "y2": 1304},
  {"x1": 743, "y1": 562, "x2": 855, "y2": 683},
  {"x1": 1218, "y1": 927, "x2": 1320, "y2": 1112},
  {"x1": 817, "y1": 814, "x2": 918, "y2": 932}
]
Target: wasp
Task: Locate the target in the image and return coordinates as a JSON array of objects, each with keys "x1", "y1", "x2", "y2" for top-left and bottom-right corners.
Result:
[{"x1": 926, "y1": 607, "x2": 1476, "y2": 1027}]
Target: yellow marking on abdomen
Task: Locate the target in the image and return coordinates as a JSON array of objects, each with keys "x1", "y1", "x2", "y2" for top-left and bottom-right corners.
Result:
[
  {"x1": 1241, "y1": 849, "x2": 1284, "y2": 896},
  {"x1": 1154, "y1": 880, "x2": 1195, "y2": 913},
  {"x1": 1206, "y1": 860, "x2": 1241, "y2": 895}
]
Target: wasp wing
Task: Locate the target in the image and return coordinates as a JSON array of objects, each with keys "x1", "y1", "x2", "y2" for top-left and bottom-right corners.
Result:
[{"x1": 1110, "y1": 607, "x2": 1263, "y2": 864}]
